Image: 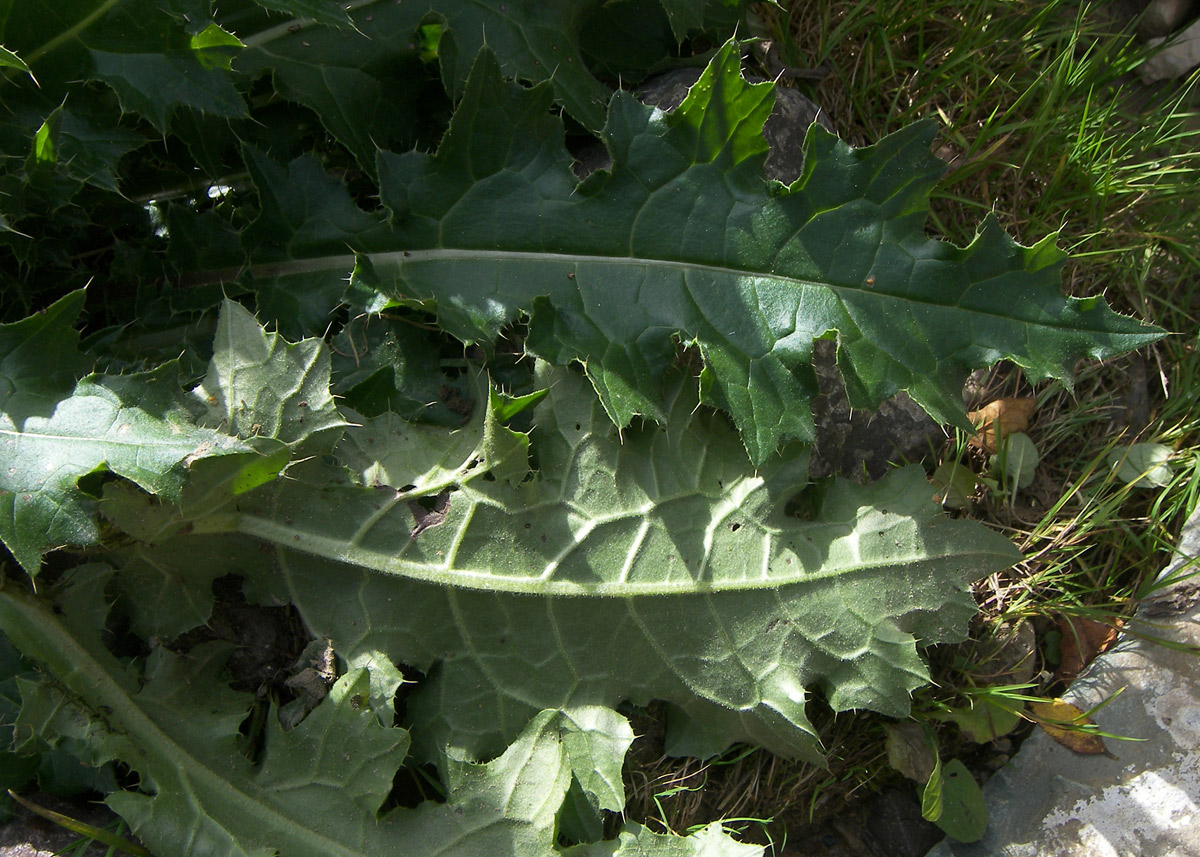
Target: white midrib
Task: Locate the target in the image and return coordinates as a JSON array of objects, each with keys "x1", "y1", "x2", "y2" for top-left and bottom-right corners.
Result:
[
  {"x1": 0, "y1": 590, "x2": 373, "y2": 857},
  {"x1": 232, "y1": 247, "x2": 821, "y2": 289},
  {"x1": 216, "y1": 246, "x2": 1093, "y2": 329},
  {"x1": 233, "y1": 503, "x2": 1006, "y2": 597}
]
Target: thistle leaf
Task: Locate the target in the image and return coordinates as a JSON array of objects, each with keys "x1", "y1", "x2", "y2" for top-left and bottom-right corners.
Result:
[
  {"x1": 234, "y1": 41, "x2": 1162, "y2": 464},
  {"x1": 177, "y1": 365, "x2": 1023, "y2": 761},
  {"x1": 4, "y1": 0, "x2": 246, "y2": 131},
  {"x1": 191, "y1": 299, "x2": 345, "y2": 451},
  {"x1": 0, "y1": 580, "x2": 749, "y2": 857},
  {"x1": 0, "y1": 358, "x2": 250, "y2": 573}
]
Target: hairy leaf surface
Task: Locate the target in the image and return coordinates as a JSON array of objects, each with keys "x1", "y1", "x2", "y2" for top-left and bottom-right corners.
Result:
[
  {"x1": 191, "y1": 299, "x2": 345, "y2": 450},
  {"x1": 0, "y1": 365, "x2": 253, "y2": 573},
  {"x1": 0, "y1": 295, "x2": 256, "y2": 572},
  {"x1": 566, "y1": 823, "x2": 765, "y2": 857},
  {"x1": 0, "y1": 581, "x2": 751, "y2": 856},
  {"x1": 99, "y1": 313, "x2": 1021, "y2": 761}
]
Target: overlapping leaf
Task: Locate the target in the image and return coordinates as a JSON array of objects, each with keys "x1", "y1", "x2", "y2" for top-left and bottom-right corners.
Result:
[
  {"x1": 236, "y1": 0, "x2": 601, "y2": 164},
  {"x1": 190, "y1": 299, "x2": 345, "y2": 450},
  {"x1": 0, "y1": 1, "x2": 236, "y2": 236},
  {"x1": 0, "y1": 293, "x2": 257, "y2": 573},
  {"x1": 240, "y1": 368, "x2": 1018, "y2": 761},
  {"x1": 0, "y1": 289, "x2": 90, "y2": 426},
  {"x1": 0, "y1": 0, "x2": 728, "y2": 233},
  {"x1": 231, "y1": 0, "x2": 740, "y2": 170},
  {"x1": 1, "y1": 0, "x2": 246, "y2": 131},
  {"x1": 334, "y1": 42, "x2": 1158, "y2": 464},
  {"x1": 567, "y1": 823, "x2": 764, "y2": 857},
  {"x1": 0, "y1": 2, "x2": 1168, "y2": 855},
  {"x1": 100, "y1": 310, "x2": 1019, "y2": 762},
  {"x1": 0, "y1": 580, "x2": 753, "y2": 856}
]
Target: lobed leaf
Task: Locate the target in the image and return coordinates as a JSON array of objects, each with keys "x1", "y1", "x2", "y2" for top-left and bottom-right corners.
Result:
[
  {"x1": 0, "y1": 5, "x2": 1168, "y2": 854},
  {"x1": 0, "y1": 295, "x2": 262, "y2": 573},
  {"x1": 248, "y1": 0, "x2": 352, "y2": 30},
  {"x1": 565, "y1": 822, "x2": 765, "y2": 857},
  {"x1": 1, "y1": 0, "x2": 247, "y2": 131},
  {"x1": 191, "y1": 299, "x2": 345, "y2": 451},
  {"x1": 0, "y1": 579, "x2": 754, "y2": 856},
  {"x1": 0, "y1": 289, "x2": 90, "y2": 428},
  {"x1": 126, "y1": 333, "x2": 1021, "y2": 760},
  {"x1": 235, "y1": 0, "x2": 608, "y2": 167},
  {"x1": 233, "y1": 42, "x2": 1163, "y2": 464},
  {"x1": 233, "y1": 0, "x2": 742, "y2": 159}
]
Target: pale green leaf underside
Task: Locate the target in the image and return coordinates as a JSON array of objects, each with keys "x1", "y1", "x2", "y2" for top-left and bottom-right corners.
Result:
[
  {"x1": 185, "y1": 365, "x2": 1022, "y2": 760},
  {"x1": 0, "y1": 582, "x2": 750, "y2": 857},
  {"x1": 192, "y1": 299, "x2": 345, "y2": 450},
  {"x1": 335, "y1": 371, "x2": 531, "y2": 497},
  {"x1": 566, "y1": 822, "x2": 765, "y2": 857},
  {"x1": 238, "y1": 367, "x2": 1013, "y2": 598},
  {"x1": 0, "y1": 362, "x2": 250, "y2": 573}
]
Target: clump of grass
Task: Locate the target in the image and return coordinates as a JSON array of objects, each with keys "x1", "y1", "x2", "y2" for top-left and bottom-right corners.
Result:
[
  {"x1": 624, "y1": 0, "x2": 1200, "y2": 848},
  {"x1": 622, "y1": 703, "x2": 893, "y2": 849}
]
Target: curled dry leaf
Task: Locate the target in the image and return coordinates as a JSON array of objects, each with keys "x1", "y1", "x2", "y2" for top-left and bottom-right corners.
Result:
[
  {"x1": 1029, "y1": 698, "x2": 1113, "y2": 757},
  {"x1": 1055, "y1": 615, "x2": 1123, "y2": 682},
  {"x1": 968, "y1": 397, "x2": 1036, "y2": 453}
]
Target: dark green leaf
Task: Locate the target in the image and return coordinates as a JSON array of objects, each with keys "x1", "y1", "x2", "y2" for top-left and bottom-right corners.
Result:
[
  {"x1": 235, "y1": 0, "x2": 609, "y2": 155},
  {"x1": 328, "y1": 313, "x2": 471, "y2": 424},
  {"x1": 5, "y1": 1, "x2": 247, "y2": 131},
  {"x1": 249, "y1": 0, "x2": 352, "y2": 29},
  {"x1": 932, "y1": 759, "x2": 988, "y2": 842},
  {"x1": 0, "y1": 44, "x2": 35, "y2": 79},
  {"x1": 0, "y1": 289, "x2": 90, "y2": 427},
  {"x1": 319, "y1": 42, "x2": 1161, "y2": 464},
  {"x1": 242, "y1": 147, "x2": 383, "y2": 262},
  {"x1": 13, "y1": 102, "x2": 143, "y2": 208}
]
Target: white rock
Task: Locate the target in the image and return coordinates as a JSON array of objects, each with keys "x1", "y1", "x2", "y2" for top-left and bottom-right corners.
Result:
[
  {"x1": 1139, "y1": 0, "x2": 1197, "y2": 40},
  {"x1": 1140, "y1": 17, "x2": 1200, "y2": 81}
]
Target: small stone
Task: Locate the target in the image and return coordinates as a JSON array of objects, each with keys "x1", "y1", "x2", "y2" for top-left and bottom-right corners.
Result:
[
  {"x1": 1139, "y1": 16, "x2": 1200, "y2": 81},
  {"x1": 861, "y1": 788, "x2": 944, "y2": 857},
  {"x1": 1137, "y1": 0, "x2": 1197, "y2": 39}
]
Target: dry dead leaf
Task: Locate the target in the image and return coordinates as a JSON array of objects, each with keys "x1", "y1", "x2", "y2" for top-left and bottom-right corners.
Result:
[
  {"x1": 968, "y1": 397, "x2": 1036, "y2": 453},
  {"x1": 1055, "y1": 615, "x2": 1123, "y2": 682},
  {"x1": 1029, "y1": 698, "x2": 1113, "y2": 757}
]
